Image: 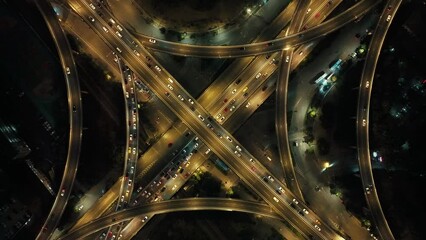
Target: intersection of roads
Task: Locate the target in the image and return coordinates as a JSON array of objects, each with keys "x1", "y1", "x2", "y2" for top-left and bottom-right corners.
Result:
[{"x1": 34, "y1": 0, "x2": 399, "y2": 239}]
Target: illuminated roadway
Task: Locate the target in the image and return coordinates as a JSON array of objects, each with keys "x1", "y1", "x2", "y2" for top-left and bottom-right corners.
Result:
[
  {"x1": 45, "y1": 0, "x2": 388, "y2": 238},
  {"x1": 275, "y1": 0, "x2": 311, "y2": 202},
  {"x1": 59, "y1": 198, "x2": 280, "y2": 240},
  {"x1": 106, "y1": 61, "x2": 139, "y2": 236},
  {"x1": 67, "y1": 1, "x2": 344, "y2": 239},
  {"x1": 357, "y1": 0, "x2": 401, "y2": 239},
  {"x1": 101, "y1": 1, "x2": 332, "y2": 236},
  {"x1": 137, "y1": 0, "x2": 380, "y2": 58},
  {"x1": 34, "y1": 1, "x2": 83, "y2": 240},
  {"x1": 62, "y1": 0, "x2": 376, "y2": 238},
  {"x1": 66, "y1": 0, "x2": 298, "y2": 227},
  {"x1": 67, "y1": 1, "x2": 302, "y2": 232}
]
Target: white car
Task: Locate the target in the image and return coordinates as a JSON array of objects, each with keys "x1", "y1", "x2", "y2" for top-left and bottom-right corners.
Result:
[
  {"x1": 66, "y1": 67, "x2": 70, "y2": 75},
  {"x1": 198, "y1": 115, "x2": 205, "y2": 121},
  {"x1": 154, "y1": 65, "x2": 161, "y2": 72},
  {"x1": 77, "y1": 204, "x2": 84, "y2": 211},
  {"x1": 255, "y1": 73, "x2": 262, "y2": 79},
  {"x1": 306, "y1": 8, "x2": 311, "y2": 14},
  {"x1": 365, "y1": 187, "x2": 371, "y2": 194},
  {"x1": 116, "y1": 25, "x2": 123, "y2": 31},
  {"x1": 267, "y1": 176, "x2": 274, "y2": 182},
  {"x1": 88, "y1": 16, "x2": 95, "y2": 22},
  {"x1": 231, "y1": 88, "x2": 237, "y2": 94},
  {"x1": 205, "y1": 148, "x2": 211, "y2": 154},
  {"x1": 220, "y1": 116, "x2": 225, "y2": 122},
  {"x1": 167, "y1": 84, "x2": 174, "y2": 90},
  {"x1": 178, "y1": 94, "x2": 184, "y2": 101},
  {"x1": 314, "y1": 225, "x2": 321, "y2": 231},
  {"x1": 245, "y1": 102, "x2": 251, "y2": 108},
  {"x1": 365, "y1": 81, "x2": 370, "y2": 88},
  {"x1": 362, "y1": 119, "x2": 367, "y2": 127},
  {"x1": 109, "y1": 19, "x2": 116, "y2": 24},
  {"x1": 229, "y1": 105, "x2": 236, "y2": 111},
  {"x1": 216, "y1": 113, "x2": 222, "y2": 119},
  {"x1": 149, "y1": 38, "x2": 156, "y2": 43},
  {"x1": 273, "y1": 197, "x2": 279, "y2": 203},
  {"x1": 133, "y1": 50, "x2": 140, "y2": 56},
  {"x1": 102, "y1": 26, "x2": 108, "y2": 33},
  {"x1": 168, "y1": 78, "x2": 173, "y2": 83},
  {"x1": 142, "y1": 216, "x2": 148, "y2": 222},
  {"x1": 226, "y1": 136, "x2": 233, "y2": 142},
  {"x1": 234, "y1": 151, "x2": 241, "y2": 157},
  {"x1": 116, "y1": 31, "x2": 122, "y2": 38},
  {"x1": 302, "y1": 208, "x2": 309, "y2": 215},
  {"x1": 386, "y1": 14, "x2": 391, "y2": 22},
  {"x1": 89, "y1": 3, "x2": 96, "y2": 9},
  {"x1": 285, "y1": 56, "x2": 290, "y2": 62},
  {"x1": 235, "y1": 145, "x2": 242, "y2": 151},
  {"x1": 292, "y1": 198, "x2": 299, "y2": 204},
  {"x1": 188, "y1": 98, "x2": 194, "y2": 104}
]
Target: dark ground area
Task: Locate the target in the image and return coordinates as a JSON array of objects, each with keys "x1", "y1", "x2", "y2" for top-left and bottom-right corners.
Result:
[
  {"x1": 141, "y1": 211, "x2": 283, "y2": 240},
  {"x1": 368, "y1": 1, "x2": 426, "y2": 239}
]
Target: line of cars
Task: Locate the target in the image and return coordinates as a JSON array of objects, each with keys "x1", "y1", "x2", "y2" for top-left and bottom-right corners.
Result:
[{"x1": 133, "y1": 139, "x2": 199, "y2": 205}]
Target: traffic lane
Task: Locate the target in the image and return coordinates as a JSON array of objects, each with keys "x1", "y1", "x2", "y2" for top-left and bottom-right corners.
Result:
[
  {"x1": 210, "y1": 58, "x2": 273, "y2": 117},
  {"x1": 208, "y1": 57, "x2": 270, "y2": 114},
  {"x1": 142, "y1": 0, "x2": 379, "y2": 58},
  {"x1": 199, "y1": 57, "x2": 255, "y2": 108},
  {"x1": 293, "y1": 0, "x2": 313, "y2": 31},
  {"x1": 276, "y1": 49, "x2": 304, "y2": 199}
]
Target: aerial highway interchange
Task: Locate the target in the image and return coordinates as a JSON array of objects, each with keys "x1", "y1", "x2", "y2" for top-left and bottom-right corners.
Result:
[{"x1": 33, "y1": 0, "x2": 399, "y2": 239}]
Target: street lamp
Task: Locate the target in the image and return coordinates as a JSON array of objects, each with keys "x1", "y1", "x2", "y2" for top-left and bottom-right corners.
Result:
[{"x1": 324, "y1": 162, "x2": 330, "y2": 169}]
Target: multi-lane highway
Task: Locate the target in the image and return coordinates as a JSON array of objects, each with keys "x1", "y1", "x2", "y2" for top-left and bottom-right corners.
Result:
[
  {"x1": 59, "y1": 198, "x2": 280, "y2": 240},
  {"x1": 65, "y1": 0, "x2": 300, "y2": 232},
  {"x1": 34, "y1": 1, "x2": 83, "y2": 240},
  {"x1": 135, "y1": 0, "x2": 380, "y2": 58},
  {"x1": 357, "y1": 0, "x2": 402, "y2": 239},
  {"x1": 33, "y1": 0, "x2": 399, "y2": 239},
  {"x1": 65, "y1": 1, "x2": 347, "y2": 239},
  {"x1": 62, "y1": 0, "x2": 376, "y2": 238}
]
